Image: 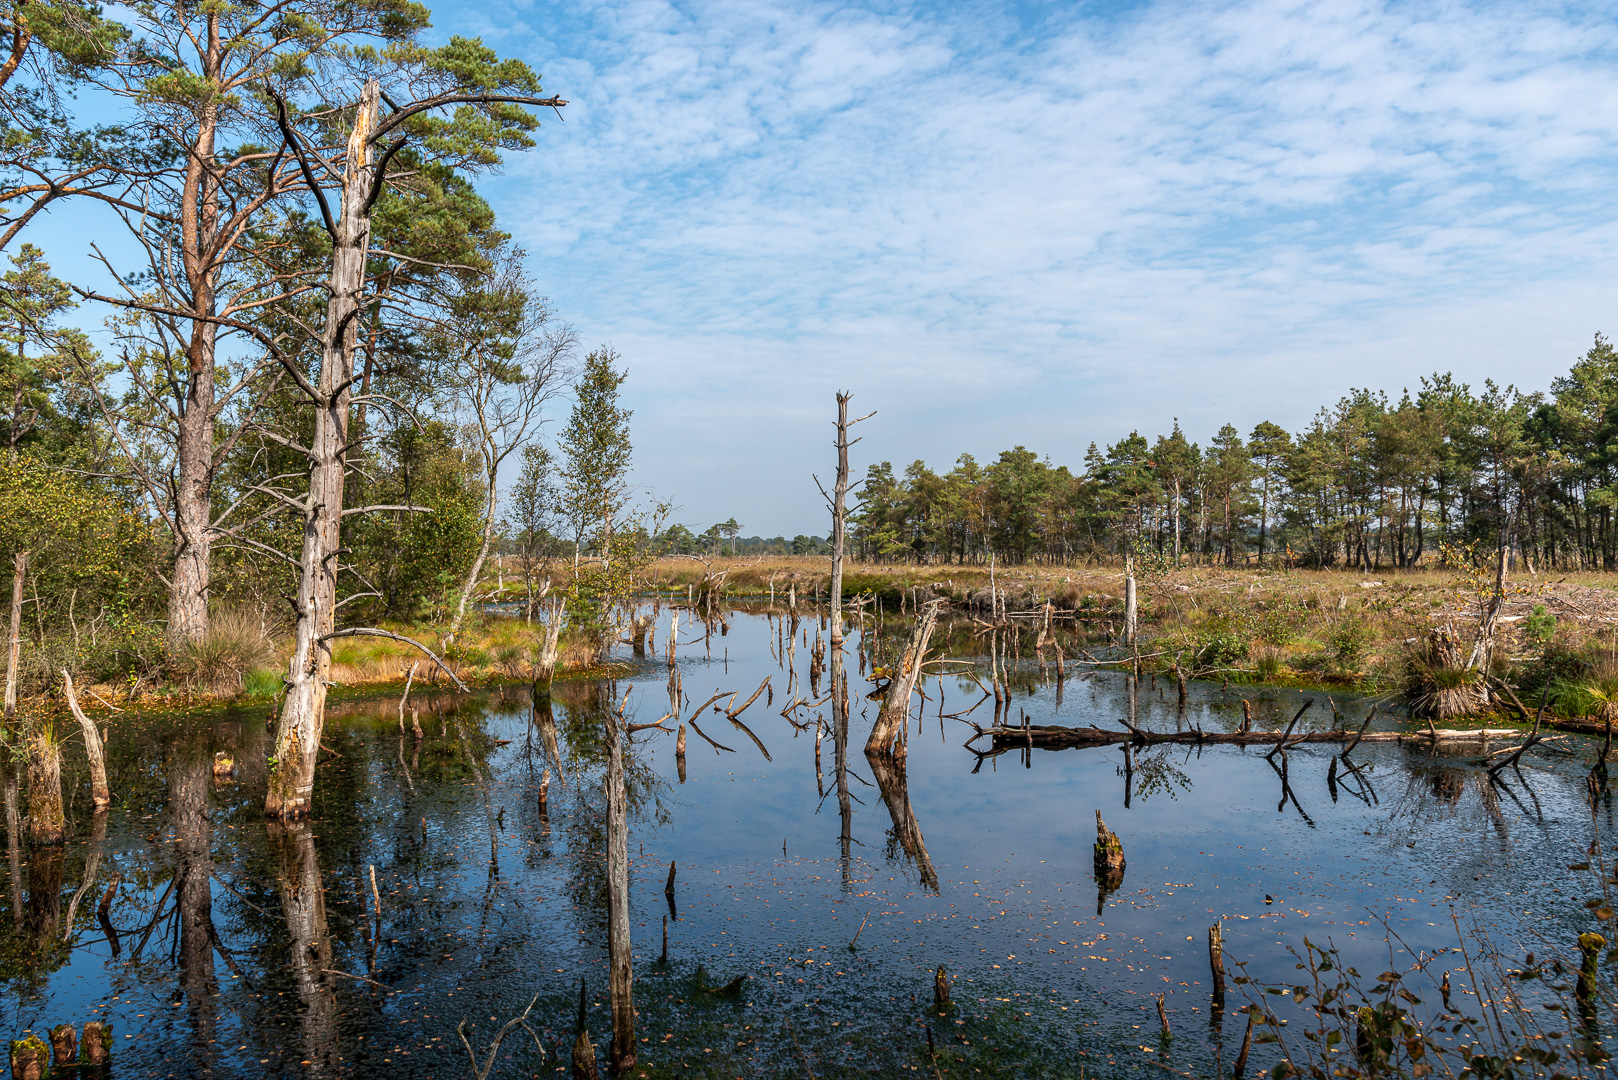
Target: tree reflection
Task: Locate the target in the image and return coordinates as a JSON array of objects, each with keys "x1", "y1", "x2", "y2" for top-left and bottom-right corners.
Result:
[
  {"x1": 268, "y1": 820, "x2": 337, "y2": 1074},
  {"x1": 172, "y1": 752, "x2": 218, "y2": 1071},
  {"x1": 865, "y1": 749, "x2": 939, "y2": 893}
]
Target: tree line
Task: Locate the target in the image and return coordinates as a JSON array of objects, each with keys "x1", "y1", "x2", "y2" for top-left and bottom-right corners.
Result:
[{"x1": 851, "y1": 338, "x2": 1618, "y2": 570}]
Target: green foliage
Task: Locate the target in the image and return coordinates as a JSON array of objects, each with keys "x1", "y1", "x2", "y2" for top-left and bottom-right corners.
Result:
[
  {"x1": 1525, "y1": 603, "x2": 1557, "y2": 645},
  {"x1": 558, "y1": 349, "x2": 632, "y2": 555},
  {"x1": 1329, "y1": 617, "x2": 1372, "y2": 670},
  {"x1": 347, "y1": 421, "x2": 483, "y2": 620},
  {"x1": 1195, "y1": 616, "x2": 1249, "y2": 667}
]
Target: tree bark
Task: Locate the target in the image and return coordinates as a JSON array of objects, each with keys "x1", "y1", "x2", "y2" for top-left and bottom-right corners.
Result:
[
  {"x1": 534, "y1": 597, "x2": 566, "y2": 698},
  {"x1": 1123, "y1": 555, "x2": 1137, "y2": 646},
  {"x1": 604, "y1": 710, "x2": 635, "y2": 1073},
  {"x1": 60, "y1": 671, "x2": 109, "y2": 807},
  {"x1": 447, "y1": 471, "x2": 499, "y2": 638},
  {"x1": 4, "y1": 549, "x2": 25, "y2": 717},
  {"x1": 167, "y1": 21, "x2": 225, "y2": 647},
  {"x1": 265, "y1": 81, "x2": 379, "y2": 818}
]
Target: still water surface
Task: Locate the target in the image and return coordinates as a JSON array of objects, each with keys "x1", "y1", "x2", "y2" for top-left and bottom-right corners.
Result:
[{"x1": 0, "y1": 606, "x2": 1602, "y2": 1077}]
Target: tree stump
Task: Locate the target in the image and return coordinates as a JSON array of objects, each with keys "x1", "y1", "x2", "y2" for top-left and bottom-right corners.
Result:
[
  {"x1": 49, "y1": 1023, "x2": 76, "y2": 1066},
  {"x1": 1578, "y1": 932, "x2": 1605, "y2": 1003},
  {"x1": 81, "y1": 1020, "x2": 111, "y2": 1064},
  {"x1": 572, "y1": 1029, "x2": 598, "y2": 1080},
  {"x1": 933, "y1": 964, "x2": 950, "y2": 1008},
  {"x1": 10, "y1": 1035, "x2": 48, "y2": 1080},
  {"x1": 1093, "y1": 810, "x2": 1125, "y2": 877}
]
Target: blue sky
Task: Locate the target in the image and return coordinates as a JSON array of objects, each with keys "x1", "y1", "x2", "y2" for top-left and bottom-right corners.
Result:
[
  {"x1": 424, "y1": 0, "x2": 1618, "y2": 535},
  {"x1": 27, "y1": 0, "x2": 1618, "y2": 536}
]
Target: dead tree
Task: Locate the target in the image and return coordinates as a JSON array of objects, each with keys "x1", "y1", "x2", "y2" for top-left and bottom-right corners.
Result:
[
  {"x1": 259, "y1": 69, "x2": 565, "y2": 818},
  {"x1": 866, "y1": 603, "x2": 940, "y2": 756},
  {"x1": 61, "y1": 671, "x2": 110, "y2": 808}
]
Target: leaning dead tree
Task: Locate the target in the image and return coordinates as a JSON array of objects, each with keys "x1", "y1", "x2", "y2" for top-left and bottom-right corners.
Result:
[
  {"x1": 866, "y1": 601, "x2": 941, "y2": 757},
  {"x1": 261, "y1": 64, "x2": 565, "y2": 818}
]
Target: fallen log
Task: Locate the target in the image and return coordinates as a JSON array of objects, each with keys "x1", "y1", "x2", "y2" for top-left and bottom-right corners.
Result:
[{"x1": 985, "y1": 723, "x2": 1530, "y2": 752}]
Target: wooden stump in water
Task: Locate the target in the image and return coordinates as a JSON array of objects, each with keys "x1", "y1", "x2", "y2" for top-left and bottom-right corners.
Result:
[
  {"x1": 539, "y1": 769, "x2": 550, "y2": 822},
  {"x1": 1578, "y1": 932, "x2": 1605, "y2": 1003},
  {"x1": 1093, "y1": 810, "x2": 1125, "y2": 876},
  {"x1": 9, "y1": 1035, "x2": 48, "y2": 1080},
  {"x1": 1093, "y1": 810, "x2": 1125, "y2": 913},
  {"x1": 49, "y1": 1023, "x2": 76, "y2": 1067},
  {"x1": 933, "y1": 964, "x2": 950, "y2": 1008},
  {"x1": 571, "y1": 977, "x2": 598, "y2": 1079},
  {"x1": 80, "y1": 1020, "x2": 111, "y2": 1064},
  {"x1": 212, "y1": 751, "x2": 235, "y2": 780},
  {"x1": 1209, "y1": 922, "x2": 1226, "y2": 1003}
]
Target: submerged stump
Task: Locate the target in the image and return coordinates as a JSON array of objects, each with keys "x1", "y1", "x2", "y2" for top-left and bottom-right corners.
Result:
[
  {"x1": 10, "y1": 1035, "x2": 48, "y2": 1080},
  {"x1": 49, "y1": 1023, "x2": 75, "y2": 1067},
  {"x1": 81, "y1": 1020, "x2": 110, "y2": 1064}
]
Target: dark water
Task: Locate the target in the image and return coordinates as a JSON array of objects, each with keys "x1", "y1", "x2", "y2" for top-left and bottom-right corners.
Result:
[{"x1": 0, "y1": 606, "x2": 1605, "y2": 1078}]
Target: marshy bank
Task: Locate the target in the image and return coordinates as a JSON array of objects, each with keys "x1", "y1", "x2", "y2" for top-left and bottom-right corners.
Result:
[{"x1": 0, "y1": 601, "x2": 1612, "y2": 1077}]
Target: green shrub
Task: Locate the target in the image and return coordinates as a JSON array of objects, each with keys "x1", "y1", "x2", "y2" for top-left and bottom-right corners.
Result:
[
  {"x1": 1328, "y1": 617, "x2": 1371, "y2": 669},
  {"x1": 1255, "y1": 608, "x2": 1298, "y2": 647},
  {"x1": 1195, "y1": 618, "x2": 1248, "y2": 666},
  {"x1": 1525, "y1": 603, "x2": 1557, "y2": 645}
]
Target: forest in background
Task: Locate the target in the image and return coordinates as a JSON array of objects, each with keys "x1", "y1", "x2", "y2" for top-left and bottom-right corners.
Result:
[{"x1": 846, "y1": 341, "x2": 1618, "y2": 572}]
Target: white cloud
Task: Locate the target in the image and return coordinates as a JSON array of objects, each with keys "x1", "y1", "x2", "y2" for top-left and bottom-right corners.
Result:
[{"x1": 442, "y1": 0, "x2": 1618, "y2": 533}]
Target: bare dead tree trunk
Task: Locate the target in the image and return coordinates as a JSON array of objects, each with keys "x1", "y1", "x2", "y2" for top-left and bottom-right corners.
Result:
[
  {"x1": 61, "y1": 671, "x2": 109, "y2": 807},
  {"x1": 1467, "y1": 526, "x2": 1512, "y2": 675},
  {"x1": 1124, "y1": 554, "x2": 1137, "y2": 647},
  {"x1": 535, "y1": 597, "x2": 566, "y2": 700},
  {"x1": 866, "y1": 603, "x2": 939, "y2": 756},
  {"x1": 830, "y1": 393, "x2": 851, "y2": 654},
  {"x1": 604, "y1": 709, "x2": 635, "y2": 1073},
  {"x1": 4, "y1": 549, "x2": 24, "y2": 717},
  {"x1": 266, "y1": 82, "x2": 379, "y2": 818}
]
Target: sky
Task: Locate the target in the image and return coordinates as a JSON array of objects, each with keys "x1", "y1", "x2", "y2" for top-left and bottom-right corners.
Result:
[{"x1": 26, "y1": 0, "x2": 1618, "y2": 537}]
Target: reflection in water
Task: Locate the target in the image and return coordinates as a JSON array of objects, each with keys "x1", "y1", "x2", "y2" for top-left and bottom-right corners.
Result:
[
  {"x1": 865, "y1": 750, "x2": 939, "y2": 893},
  {"x1": 23, "y1": 845, "x2": 62, "y2": 959},
  {"x1": 1, "y1": 604, "x2": 1610, "y2": 1078},
  {"x1": 172, "y1": 753, "x2": 218, "y2": 1072},
  {"x1": 270, "y1": 820, "x2": 337, "y2": 1075}
]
